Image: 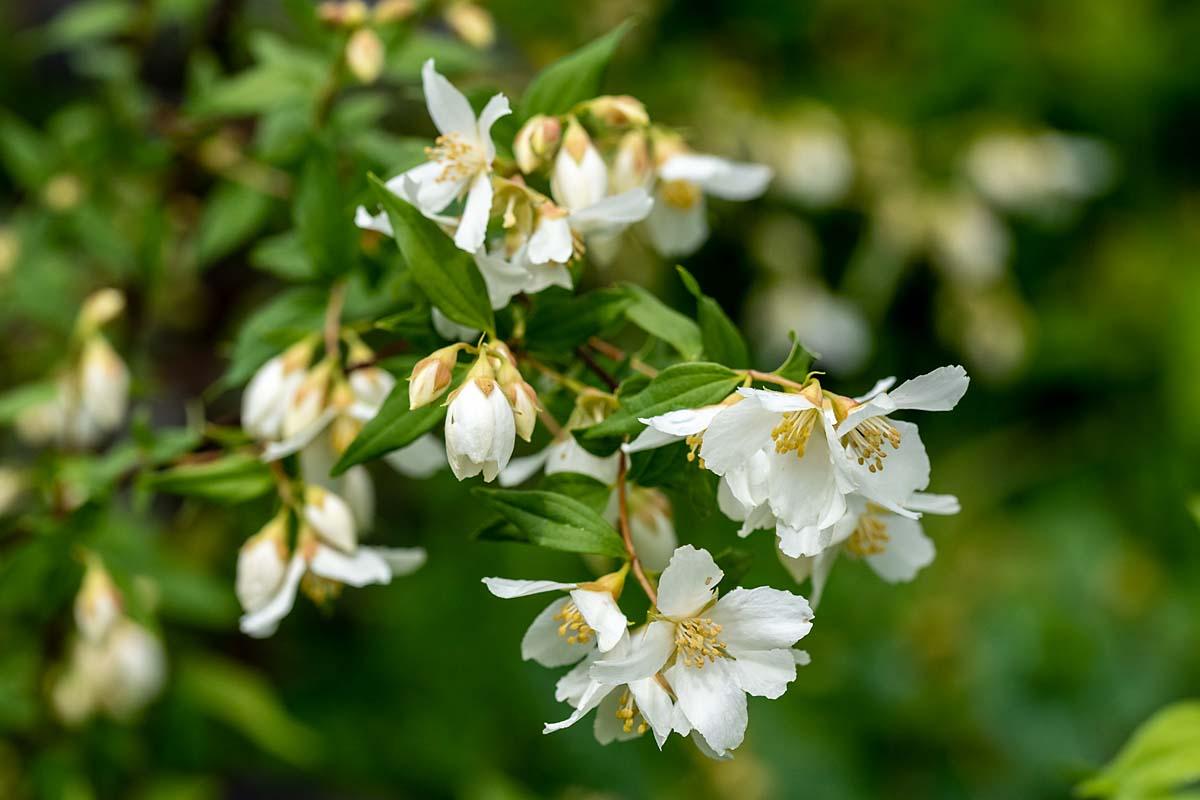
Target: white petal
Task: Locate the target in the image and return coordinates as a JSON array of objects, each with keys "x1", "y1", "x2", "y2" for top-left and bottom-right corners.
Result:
[
  {"x1": 373, "y1": 547, "x2": 426, "y2": 576},
  {"x1": 431, "y1": 307, "x2": 480, "y2": 341},
  {"x1": 696, "y1": 399, "x2": 776, "y2": 477},
  {"x1": 260, "y1": 407, "x2": 337, "y2": 462},
  {"x1": 528, "y1": 215, "x2": 573, "y2": 265},
  {"x1": 854, "y1": 376, "x2": 896, "y2": 402},
  {"x1": 666, "y1": 659, "x2": 747, "y2": 755},
  {"x1": 544, "y1": 438, "x2": 620, "y2": 485},
  {"x1": 474, "y1": 247, "x2": 533, "y2": 310},
  {"x1": 446, "y1": 382, "x2": 494, "y2": 464},
  {"x1": 354, "y1": 205, "x2": 393, "y2": 236},
  {"x1": 841, "y1": 420, "x2": 930, "y2": 513},
  {"x1": 484, "y1": 385, "x2": 516, "y2": 477},
  {"x1": 906, "y1": 492, "x2": 960, "y2": 515},
  {"x1": 708, "y1": 587, "x2": 813, "y2": 651},
  {"x1": 659, "y1": 154, "x2": 772, "y2": 200},
  {"x1": 775, "y1": 522, "x2": 833, "y2": 559},
  {"x1": 593, "y1": 689, "x2": 636, "y2": 744},
  {"x1": 498, "y1": 448, "x2": 551, "y2": 487},
  {"x1": 570, "y1": 588, "x2": 627, "y2": 653},
  {"x1": 383, "y1": 434, "x2": 446, "y2": 479},
  {"x1": 623, "y1": 426, "x2": 684, "y2": 454},
  {"x1": 521, "y1": 597, "x2": 592, "y2": 667},
  {"x1": 727, "y1": 647, "x2": 797, "y2": 699},
  {"x1": 644, "y1": 197, "x2": 708, "y2": 258},
  {"x1": 475, "y1": 93, "x2": 511, "y2": 160},
  {"x1": 588, "y1": 620, "x2": 675, "y2": 684},
  {"x1": 690, "y1": 730, "x2": 734, "y2": 761},
  {"x1": 308, "y1": 545, "x2": 392, "y2": 587},
  {"x1": 453, "y1": 171, "x2": 493, "y2": 253},
  {"x1": 655, "y1": 545, "x2": 722, "y2": 619},
  {"x1": 808, "y1": 545, "x2": 841, "y2": 607},
  {"x1": 551, "y1": 143, "x2": 608, "y2": 211},
  {"x1": 793, "y1": 649, "x2": 812, "y2": 666},
  {"x1": 766, "y1": 432, "x2": 846, "y2": 533},
  {"x1": 628, "y1": 676, "x2": 677, "y2": 749},
  {"x1": 482, "y1": 578, "x2": 576, "y2": 598},
  {"x1": 837, "y1": 365, "x2": 969, "y2": 434},
  {"x1": 556, "y1": 650, "x2": 600, "y2": 705},
  {"x1": 640, "y1": 405, "x2": 723, "y2": 437},
  {"x1": 543, "y1": 679, "x2": 610, "y2": 734},
  {"x1": 239, "y1": 555, "x2": 305, "y2": 638},
  {"x1": 522, "y1": 261, "x2": 573, "y2": 294},
  {"x1": 421, "y1": 58, "x2": 476, "y2": 136},
  {"x1": 864, "y1": 516, "x2": 935, "y2": 583},
  {"x1": 571, "y1": 188, "x2": 654, "y2": 236}
]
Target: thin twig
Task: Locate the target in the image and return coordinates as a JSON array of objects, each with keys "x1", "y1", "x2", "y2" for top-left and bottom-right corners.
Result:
[
  {"x1": 575, "y1": 346, "x2": 619, "y2": 390},
  {"x1": 519, "y1": 354, "x2": 594, "y2": 395},
  {"x1": 537, "y1": 408, "x2": 564, "y2": 439},
  {"x1": 324, "y1": 281, "x2": 347, "y2": 360},
  {"x1": 617, "y1": 452, "x2": 657, "y2": 605},
  {"x1": 586, "y1": 337, "x2": 659, "y2": 378},
  {"x1": 744, "y1": 369, "x2": 808, "y2": 392}
]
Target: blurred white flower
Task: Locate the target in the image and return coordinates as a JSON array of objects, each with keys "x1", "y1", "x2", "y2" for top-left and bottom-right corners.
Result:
[
  {"x1": 965, "y1": 130, "x2": 1113, "y2": 218},
  {"x1": 242, "y1": 339, "x2": 314, "y2": 441},
  {"x1": 745, "y1": 279, "x2": 871, "y2": 373},
  {"x1": 74, "y1": 558, "x2": 122, "y2": 643}
]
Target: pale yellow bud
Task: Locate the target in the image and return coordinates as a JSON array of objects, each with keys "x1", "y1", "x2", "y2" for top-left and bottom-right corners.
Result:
[
  {"x1": 514, "y1": 115, "x2": 562, "y2": 174},
  {"x1": 43, "y1": 173, "x2": 83, "y2": 211},
  {"x1": 283, "y1": 361, "x2": 333, "y2": 439},
  {"x1": 562, "y1": 117, "x2": 595, "y2": 164},
  {"x1": 77, "y1": 288, "x2": 125, "y2": 335},
  {"x1": 408, "y1": 344, "x2": 462, "y2": 409},
  {"x1": 346, "y1": 27, "x2": 385, "y2": 84},
  {"x1": 508, "y1": 381, "x2": 539, "y2": 442},
  {"x1": 586, "y1": 95, "x2": 649, "y2": 128},
  {"x1": 373, "y1": 0, "x2": 417, "y2": 23},
  {"x1": 75, "y1": 558, "x2": 122, "y2": 643},
  {"x1": 579, "y1": 563, "x2": 629, "y2": 598},
  {"x1": 341, "y1": 0, "x2": 369, "y2": 26},
  {"x1": 611, "y1": 130, "x2": 653, "y2": 194},
  {"x1": 330, "y1": 414, "x2": 361, "y2": 454},
  {"x1": 651, "y1": 129, "x2": 689, "y2": 167},
  {"x1": 236, "y1": 512, "x2": 290, "y2": 614},
  {"x1": 444, "y1": 1, "x2": 494, "y2": 49},
  {"x1": 303, "y1": 484, "x2": 358, "y2": 552}
]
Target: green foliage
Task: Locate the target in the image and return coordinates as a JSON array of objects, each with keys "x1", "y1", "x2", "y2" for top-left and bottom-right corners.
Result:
[
  {"x1": 523, "y1": 287, "x2": 633, "y2": 355},
  {"x1": 676, "y1": 266, "x2": 751, "y2": 367},
  {"x1": 773, "y1": 332, "x2": 815, "y2": 384},
  {"x1": 517, "y1": 20, "x2": 635, "y2": 121},
  {"x1": 332, "y1": 380, "x2": 449, "y2": 475},
  {"x1": 140, "y1": 454, "x2": 275, "y2": 504},
  {"x1": 1078, "y1": 701, "x2": 1200, "y2": 799},
  {"x1": 294, "y1": 142, "x2": 357, "y2": 281},
  {"x1": 623, "y1": 284, "x2": 704, "y2": 360},
  {"x1": 367, "y1": 173, "x2": 496, "y2": 335},
  {"x1": 473, "y1": 487, "x2": 627, "y2": 558}
]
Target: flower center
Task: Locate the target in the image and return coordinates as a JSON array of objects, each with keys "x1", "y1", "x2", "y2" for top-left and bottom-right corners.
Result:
[
  {"x1": 771, "y1": 408, "x2": 819, "y2": 458},
  {"x1": 675, "y1": 617, "x2": 730, "y2": 668},
  {"x1": 553, "y1": 600, "x2": 594, "y2": 646},
  {"x1": 845, "y1": 507, "x2": 890, "y2": 556},
  {"x1": 685, "y1": 432, "x2": 705, "y2": 468},
  {"x1": 841, "y1": 416, "x2": 902, "y2": 473},
  {"x1": 426, "y1": 134, "x2": 484, "y2": 182},
  {"x1": 615, "y1": 689, "x2": 649, "y2": 735},
  {"x1": 661, "y1": 179, "x2": 702, "y2": 210}
]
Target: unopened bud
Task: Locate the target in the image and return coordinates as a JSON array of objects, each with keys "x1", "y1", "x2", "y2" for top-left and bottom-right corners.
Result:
[
  {"x1": 330, "y1": 413, "x2": 361, "y2": 454},
  {"x1": 514, "y1": 115, "x2": 562, "y2": 174},
  {"x1": 586, "y1": 95, "x2": 649, "y2": 128},
  {"x1": 341, "y1": 0, "x2": 369, "y2": 26},
  {"x1": 282, "y1": 360, "x2": 334, "y2": 439},
  {"x1": 0, "y1": 467, "x2": 23, "y2": 516},
  {"x1": 409, "y1": 344, "x2": 461, "y2": 409},
  {"x1": 75, "y1": 558, "x2": 121, "y2": 643},
  {"x1": 580, "y1": 563, "x2": 629, "y2": 598},
  {"x1": 611, "y1": 130, "x2": 653, "y2": 194},
  {"x1": 303, "y1": 484, "x2": 358, "y2": 552},
  {"x1": 346, "y1": 27, "x2": 385, "y2": 84},
  {"x1": 44, "y1": 173, "x2": 83, "y2": 212},
  {"x1": 444, "y1": 1, "x2": 495, "y2": 49},
  {"x1": 236, "y1": 512, "x2": 290, "y2": 614},
  {"x1": 77, "y1": 288, "x2": 125, "y2": 336},
  {"x1": 373, "y1": 0, "x2": 416, "y2": 24},
  {"x1": 650, "y1": 129, "x2": 689, "y2": 167},
  {"x1": 552, "y1": 117, "x2": 607, "y2": 211},
  {"x1": 79, "y1": 336, "x2": 130, "y2": 433}
]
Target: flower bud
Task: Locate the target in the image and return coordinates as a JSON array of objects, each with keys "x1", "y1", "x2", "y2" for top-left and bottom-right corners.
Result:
[
  {"x1": 282, "y1": 360, "x2": 334, "y2": 440},
  {"x1": 98, "y1": 620, "x2": 166, "y2": 720},
  {"x1": 444, "y1": 355, "x2": 515, "y2": 482},
  {"x1": 341, "y1": 0, "x2": 369, "y2": 26},
  {"x1": 243, "y1": 341, "x2": 314, "y2": 442},
  {"x1": 303, "y1": 484, "x2": 358, "y2": 552},
  {"x1": 77, "y1": 288, "x2": 125, "y2": 335},
  {"x1": 43, "y1": 173, "x2": 83, "y2": 211},
  {"x1": 551, "y1": 117, "x2": 607, "y2": 211},
  {"x1": 79, "y1": 336, "x2": 130, "y2": 434},
  {"x1": 444, "y1": 1, "x2": 495, "y2": 49},
  {"x1": 74, "y1": 558, "x2": 121, "y2": 643},
  {"x1": 236, "y1": 512, "x2": 291, "y2": 614},
  {"x1": 408, "y1": 344, "x2": 461, "y2": 409},
  {"x1": 492, "y1": 344, "x2": 538, "y2": 442},
  {"x1": 373, "y1": 0, "x2": 416, "y2": 23},
  {"x1": 579, "y1": 563, "x2": 629, "y2": 598},
  {"x1": 514, "y1": 115, "x2": 562, "y2": 174},
  {"x1": 586, "y1": 95, "x2": 649, "y2": 128},
  {"x1": 610, "y1": 130, "x2": 653, "y2": 194},
  {"x1": 346, "y1": 27, "x2": 385, "y2": 84}
]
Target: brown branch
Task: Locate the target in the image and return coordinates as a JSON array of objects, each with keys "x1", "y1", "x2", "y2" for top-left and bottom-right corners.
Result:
[
  {"x1": 324, "y1": 282, "x2": 347, "y2": 360},
  {"x1": 586, "y1": 337, "x2": 658, "y2": 378},
  {"x1": 575, "y1": 346, "x2": 618, "y2": 390},
  {"x1": 745, "y1": 369, "x2": 808, "y2": 392},
  {"x1": 617, "y1": 452, "x2": 657, "y2": 605}
]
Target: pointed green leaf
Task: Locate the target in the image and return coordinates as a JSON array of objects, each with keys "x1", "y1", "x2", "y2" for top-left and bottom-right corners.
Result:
[
  {"x1": 1077, "y1": 701, "x2": 1200, "y2": 799},
  {"x1": 368, "y1": 173, "x2": 495, "y2": 335},
  {"x1": 332, "y1": 375, "x2": 450, "y2": 475},
  {"x1": 774, "y1": 332, "x2": 816, "y2": 383},
  {"x1": 676, "y1": 266, "x2": 750, "y2": 367},
  {"x1": 473, "y1": 487, "x2": 626, "y2": 558},
  {"x1": 623, "y1": 284, "x2": 703, "y2": 360},
  {"x1": 525, "y1": 287, "x2": 632, "y2": 355},
  {"x1": 295, "y1": 143, "x2": 356, "y2": 280},
  {"x1": 140, "y1": 454, "x2": 274, "y2": 504},
  {"x1": 518, "y1": 19, "x2": 635, "y2": 121}
]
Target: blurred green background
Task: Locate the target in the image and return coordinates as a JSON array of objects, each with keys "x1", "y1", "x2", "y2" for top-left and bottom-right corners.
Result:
[{"x1": 1, "y1": 0, "x2": 1199, "y2": 798}]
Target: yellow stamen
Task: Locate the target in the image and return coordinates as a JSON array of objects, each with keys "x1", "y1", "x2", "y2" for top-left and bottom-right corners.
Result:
[
  {"x1": 660, "y1": 179, "x2": 702, "y2": 210},
  {"x1": 841, "y1": 416, "x2": 902, "y2": 473},
  {"x1": 553, "y1": 600, "x2": 594, "y2": 646},
  {"x1": 846, "y1": 506, "x2": 890, "y2": 557},
  {"x1": 614, "y1": 689, "x2": 650, "y2": 735},
  {"x1": 425, "y1": 133, "x2": 484, "y2": 182},
  {"x1": 771, "y1": 408, "x2": 819, "y2": 458},
  {"x1": 685, "y1": 432, "x2": 705, "y2": 468},
  {"x1": 675, "y1": 617, "x2": 730, "y2": 668}
]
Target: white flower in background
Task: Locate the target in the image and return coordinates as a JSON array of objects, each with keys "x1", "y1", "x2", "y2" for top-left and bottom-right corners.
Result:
[
  {"x1": 242, "y1": 339, "x2": 315, "y2": 441},
  {"x1": 551, "y1": 117, "x2": 608, "y2": 212},
  {"x1": 53, "y1": 619, "x2": 167, "y2": 724},
  {"x1": 644, "y1": 149, "x2": 773, "y2": 257},
  {"x1": 543, "y1": 627, "x2": 676, "y2": 747},
  {"x1": 965, "y1": 130, "x2": 1113, "y2": 217},
  {"x1": 527, "y1": 189, "x2": 653, "y2": 266},
  {"x1": 74, "y1": 558, "x2": 122, "y2": 643},
  {"x1": 383, "y1": 433, "x2": 448, "y2": 480},
  {"x1": 924, "y1": 191, "x2": 1010, "y2": 288},
  {"x1": 474, "y1": 243, "x2": 574, "y2": 308},
  {"x1": 627, "y1": 488, "x2": 678, "y2": 572},
  {"x1": 431, "y1": 306, "x2": 481, "y2": 341},
  {"x1": 302, "y1": 484, "x2": 359, "y2": 552},
  {"x1": 482, "y1": 567, "x2": 629, "y2": 666},
  {"x1": 369, "y1": 59, "x2": 510, "y2": 253},
  {"x1": 238, "y1": 514, "x2": 426, "y2": 639},
  {"x1": 745, "y1": 279, "x2": 871, "y2": 374},
  {"x1": 77, "y1": 336, "x2": 130, "y2": 433},
  {"x1": 444, "y1": 355, "x2": 516, "y2": 482},
  {"x1": 781, "y1": 492, "x2": 958, "y2": 605},
  {"x1": 588, "y1": 546, "x2": 813, "y2": 756},
  {"x1": 500, "y1": 391, "x2": 620, "y2": 487},
  {"x1": 0, "y1": 467, "x2": 23, "y2": 516}
]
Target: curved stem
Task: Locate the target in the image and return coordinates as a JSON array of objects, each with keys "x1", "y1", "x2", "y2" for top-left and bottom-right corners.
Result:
[
  {"x1": 586, "y1": 337, "x2": 659, "y2": 378},
  {"x1": 617, "y1": 452, "x2": 657, "y2": 605},
  {"x1": 743, "y1": 369, "x2": 808, "y2": 392}
]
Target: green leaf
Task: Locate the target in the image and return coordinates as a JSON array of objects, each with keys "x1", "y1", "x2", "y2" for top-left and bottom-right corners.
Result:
[
  {"x1": 539, "y1": 472, "x2": 613, "y2": 514},
  {"x1": 473, "y1": 487, "x2": 626, "y2": 558},
  {"x1": 40, "y1": 0, "x2": 135, "y2": 50},
  {"x1": 295, "y1": 143, "x2": 356, "y2": 280},
  {"x1": 0, "y1": 112, "x2": 54, "y2": 189},
  {"x1": 189, "y1": 65, "x2": 317, "y2": 118},
  {"x1": 176, "y1": 655, "x2": 321, "y2": 767},
  {"x1": 368, "y1": 173, "x2": 495, "y2": 334},
  {"x1": 677, "y1": 266, "x2": 750, "y2": 367},
  {"x1": 222, "y1": 288, "x2": 325, "y2": 388},
  {"x1": 250, "y1": 231, "x2": 318, "y2": 281},
  {"x1": 623, "y1": 284, "x2": 703, "y2": 360},
  {"x1": 140, "y1": 454, "x2": 274, "y2": 505},
  {"x1": 1077, "y1": 701, "x2": 1200, "y2": 799},
  {"x1": 518, "y1": 20, "x2": 635, "y2": 121},
  {"x1": 332, "y1": 378, "x2": 448, "y2": 475},
  {"x1": 774, "y1": 332, "x2": 815, "y2": 383},
  {"x1": 525, "y1": 287, "x2": 632, "y2": 355},
  {"x1": 0, "y1": 381, "x2": 55, "y2": 425},
  {"x1": 579, "y1": 362, "x2": 741, "y2": 452},
  {"x1": 196, "y1": 182, "x2": 275, "y2": 268}
]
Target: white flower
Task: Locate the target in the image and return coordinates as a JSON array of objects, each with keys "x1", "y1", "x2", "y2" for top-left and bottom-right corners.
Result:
[
  {"x1": 444, "y1": 369, "x2": 515, "y2": 482},
  {"x1": 369, "y1": 59, "x2": 510, "y2": 253},
  {"x1": 236, "y1": 513, "x2": 291, "y2": 614},
  {"x1": 482, "y1": 570, "x2": 629, "y2": 666},
  {"x1": 780, "y1": 492, "x2": 958, "y2": 605},
  {"x1": 242, "y1": 341, "x2": 313, "y2": 441},
  {"x1": 627, "y1": 488, "x2": 677, "y2": 573},
  {"x1": 302, "y1": 484, "x2": 358, "y2": 552},
  {"x1": 588, "y1": 545, "x2": 813, "y2": 756},
  {"x1": 542, "y1": 628, "x2": 677, "y2": 747},
  {"x1": 78, "y1": 336, "x2": 129, "y2": 433},
  {"x1": 52, "y1": 619, "x2": 166, "y2": 724},
  {"x1": 526, "y1": 189, "x2": 653, "y2": 266},
  {"x1": 645, "y1": 153, "x2": 772, "y2": 257},
  {"x1": 473, "y1": 243, "x2": 573, "y2": 309},
  {"x1": 383, "y1": 433, "x2": 447, "y2": 479},
  {"x1": 238, "y1": 526, "x2": 426, "y2": 639},
  {"x1": 74, "y1": 559, "x2": 122, "y2": 643},
  {"x1": 499, "y1": 435, "x2": 620, "y2": 487},
  {"x1": 551, "y1": 117, "x2": 608, "y2": 213}
]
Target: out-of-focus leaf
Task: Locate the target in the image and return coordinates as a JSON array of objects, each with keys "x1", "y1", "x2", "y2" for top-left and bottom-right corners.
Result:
[
  {"x1": 295, "y1": 143, "x2": 356, "y2": 280},
  {"x1": 539, "y1": 472, "x2": 612, "y2": 515},
  {"x1": 196, "y1": 182, "x2": 275, "y2": 268},
  {"x1": 385, "y1": 32, "x2": 484, "y2": 80},
  {"x1": 222, "y1": 288, "x2": 326, "y2": 388},
  {"x1": 517, "y1": 20, "x2": 634, "y2": 121},
  {"x1": 40, "y1": 0, "x2": 135, "y2": 50},
  {"x1": 176, "y1": 655, "x2": 321, "y2": 767},
  {"x1": 525, "y1": 288, "x2": 632, "y2": 355},
  {"x1": 368, "y1": 173, "x2": 495, "y2": 334},
  {"x1": 773, "y1": 332, "x2": 815, "y2": 384},
  {"x1": 0, "y1": 381, "x2": 55, "y2": 424},
  {"x1": 578, "y1": 362, "x2": 741, "y2": 452},
  {"x1": 249, "y1": 231, "x2": 317, "y2": 281},
  {"x1": 713, "y1": 548, "x2": 754, "y2": 586},
  {"x1": 332, "y1": 378, "x2": 449, "y2": 475},
  {"x1": 1077, "y1": 700, "x2": 1200, "y2": 799},
  {"x1": 0, "y1": 112, "x2": 54, "y2": 189},
  {"x1": 0, "y1": 640, "x2": 40, "y2": 733},
  {"x1": 351, "y1": 132, "x2": 430, "y2": 174},
  {"x1": 623, "y1": 284, "x2": 703, "y2": 360},
  {"x1": 473, "y1": 488, "x2": 626, "y2": 558},
  {"x1": 140, "y1": 454, "x2": 274, "y2": 504},
  {"x1": 677, "y1": 266, "x2": 750, "y2": 367}
]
